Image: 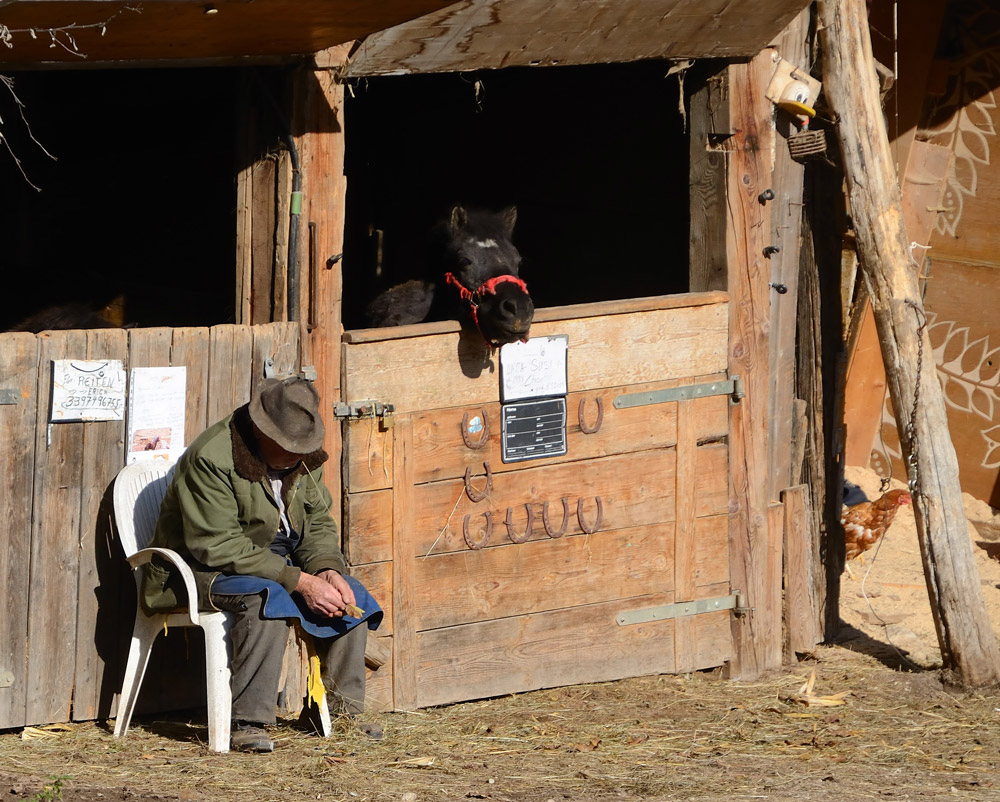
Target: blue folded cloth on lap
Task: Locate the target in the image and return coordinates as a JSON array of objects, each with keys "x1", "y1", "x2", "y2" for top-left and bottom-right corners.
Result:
[{"x1": 210, "y1": 573, "x2": 383, "y2": 638}]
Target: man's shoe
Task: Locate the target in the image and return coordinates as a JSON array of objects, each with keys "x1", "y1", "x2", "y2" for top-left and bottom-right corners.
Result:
[{"x1": 230, "y1": 721, "x2": 274, "y2": 753}]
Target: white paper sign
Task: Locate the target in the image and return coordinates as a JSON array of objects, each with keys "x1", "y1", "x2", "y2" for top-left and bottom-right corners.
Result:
[
  {"x1": 499, "y1": 335, "x2": 569, "y2": 401},
  {"x1": 126, "y1": 366, "x2": 187, "y2": 464},
  {"x1": 50, "y1": 359, "x2": 127, "y2": 421}
]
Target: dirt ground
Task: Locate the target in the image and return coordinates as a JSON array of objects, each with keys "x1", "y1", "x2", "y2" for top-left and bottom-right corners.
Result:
[{"x1": 4, "y1": 467, "x2": 1000, "y2": 802}]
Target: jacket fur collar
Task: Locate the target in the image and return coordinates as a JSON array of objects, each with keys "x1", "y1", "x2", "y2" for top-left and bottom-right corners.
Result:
[{"x1": 230, "y1": 404, "x2": 328, "y2": 492}]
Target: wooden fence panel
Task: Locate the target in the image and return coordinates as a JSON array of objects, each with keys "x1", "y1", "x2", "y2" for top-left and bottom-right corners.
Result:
[
  {"x1": 0, "y1": 322, "x2": 301, "y2": 728},
  {"x1": 0, "y1": 334, "x2": 39, "y2": 730}
]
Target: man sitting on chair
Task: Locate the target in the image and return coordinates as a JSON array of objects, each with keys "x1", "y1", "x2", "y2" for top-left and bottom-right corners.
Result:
[{"x1": 140, "y1": 376, "x2": 382, "y2": 752}]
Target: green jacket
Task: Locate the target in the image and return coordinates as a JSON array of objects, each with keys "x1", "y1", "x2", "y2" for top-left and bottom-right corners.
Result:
[{"x1": 140, "y1": 404, "x2": 347, "y2": 613}]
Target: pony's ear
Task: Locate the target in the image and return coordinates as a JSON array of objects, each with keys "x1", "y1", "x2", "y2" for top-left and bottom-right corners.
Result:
[
  {"x1": 500, "y1": 205, "x2": 518, "y2": 237},
  {"x1": 448, "y1": 204, "x2": 469, "y2": 236}
]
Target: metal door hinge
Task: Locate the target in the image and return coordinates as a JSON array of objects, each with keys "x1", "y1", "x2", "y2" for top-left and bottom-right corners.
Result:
[
  {"x1": 614, "y1": 375, "x2": 743, "y2": 408},
  {"x1": 616, "y1": 592, "x2": 741, "y2": 626},
  {"x1": 0, "y1": 389, "x2": 19, "y2": 405}
]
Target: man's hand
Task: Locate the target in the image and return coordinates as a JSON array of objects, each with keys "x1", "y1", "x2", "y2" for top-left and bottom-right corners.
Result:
[
  {"x1": 295, "y1": 570, "x2": 352, "y2": 618},
  {"x1": 317, "y1": 569, "x2": 357, "y2": 608}
]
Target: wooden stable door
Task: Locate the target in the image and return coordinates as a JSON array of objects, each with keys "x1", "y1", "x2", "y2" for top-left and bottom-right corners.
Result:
[{"x1": 341, "y1": 292, "x2": 734, "y2": 711}]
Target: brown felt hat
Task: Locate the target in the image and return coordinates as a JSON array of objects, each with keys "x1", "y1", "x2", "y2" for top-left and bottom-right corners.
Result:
[{"x1": 248, "y1": 376, "x2": 325, "y2": 454}]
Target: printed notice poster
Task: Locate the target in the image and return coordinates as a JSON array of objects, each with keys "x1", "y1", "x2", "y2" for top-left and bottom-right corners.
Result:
[
  {"x1": 51, "y1": 359, "x2": 127, "y2": 421},
  {"x1": 126, "y1": 366, "x2": 187, "y2": 464},
  {"x1": 499, "y1": 335, "x2": 569, "y2": 402}
]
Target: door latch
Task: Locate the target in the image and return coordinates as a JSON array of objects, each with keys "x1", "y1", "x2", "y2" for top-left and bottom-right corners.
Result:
[{"x1": 333, "y1": 400, "x2": 395, "y2": 430}]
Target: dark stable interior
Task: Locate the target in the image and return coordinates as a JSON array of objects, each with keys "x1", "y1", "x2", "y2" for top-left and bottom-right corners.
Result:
[
  {"x1": 341, "y1": 59, "x2": 691, "y2": 330},
  {"x1": 0, "y1": 59, "x2": 691, "y2": 332},
  {"x1": 0, "y1": 67, "x2": 240, "y2": 331}
]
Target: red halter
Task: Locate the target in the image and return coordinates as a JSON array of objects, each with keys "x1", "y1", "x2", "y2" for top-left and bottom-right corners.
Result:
[{"x1": 444, "y1": 272, "x2": 530, "y2": 346}]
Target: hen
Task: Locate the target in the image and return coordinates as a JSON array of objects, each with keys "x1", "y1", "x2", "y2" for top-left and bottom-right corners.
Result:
[{"x1": 841, "y1": 488, "x2": 912, "y2": 562}]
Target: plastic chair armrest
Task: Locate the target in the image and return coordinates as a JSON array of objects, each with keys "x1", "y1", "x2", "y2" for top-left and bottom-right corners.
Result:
[{"x1": 128, "y1": 546, "x2": 205, "y2": 627}]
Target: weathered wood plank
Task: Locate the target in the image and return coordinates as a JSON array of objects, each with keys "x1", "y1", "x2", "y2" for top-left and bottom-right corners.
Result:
[
  {"x1": 252, "y1": 322, "x2": 300, "y2": 391},
  {"x1": 73, "y1": 328, "x2": 129, "y2": 722},
  {"x1": 26, "y1": 331, "x2": 88, "y2": 724},
  {"x1": 343, "y1": 292, "x2": 730, "y2": 344},
  {"x1": 344, "y1": 0, "x2": 810, "y2": 77},
  {"x1": 128, "y1": 328, "x2": 173, "y2": 370},
  {"x1": 412, "y1": 513, "x2": 729, "y2": 632},
  {"x1": 674, "y1": 399, "x2": 699, "y2": 673},
  {"x1": 364, "y1": 635, "x2": 394, "y2": 713},
  {"x1": 391, "y1": 418, "x2": 417, "y2": 711},
  {"x1": 413, "y1": 524, "x2": 675, "y2": 631},
  {"x1": 689, "y1": 68, "x2": 730, "y2": 294},
  {"x1": 273, "y1": 152, "x2": 292, "y2": 323},
  {"x1": 0, "y1": 333, "x2": 39, "y2": 729},
  {"x1": 235, "y1": 97, "x2": 254, "y2": 325},
  {"x1": 414, "y1": 592, "x2": 733, "y2": 709},
  {"x1": 344, "y1": 376, "x2": 729, "y2": 494},
  {"x1": 169, "y1": 327, "x2": 211, "y2": 446},
  {"x1": 725, "y1": 50, "x2": 779, "y2": 679},
  {"x1": 208, "y1": 325, "x2": 254, "y2": 422},
  {"x1": 764, "y1": 501, "x2": 784, "y2": 669},
  {"x1": 348, "y1": 443, "x2": 728, "y2": 564},
  {"x1": 781, "y1": 484, "x2": 820, "y2": 658},
  {"x1": 251, "y1": 156, "x2": 278, "y2": 326},
  {"x1": 342, "y1": 302, "x2": 729, "y2": 413},
  {"x1": 347, "y1": 291, "x2": 727, "y2": 344},
  {"x1": 349, "y1": 561, "x2": 393, "y2": 636}
]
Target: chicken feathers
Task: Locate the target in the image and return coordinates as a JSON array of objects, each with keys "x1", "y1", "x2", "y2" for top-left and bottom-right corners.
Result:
[{"x1": 841, "y1": 488, "x2": 912, "y2": 561}]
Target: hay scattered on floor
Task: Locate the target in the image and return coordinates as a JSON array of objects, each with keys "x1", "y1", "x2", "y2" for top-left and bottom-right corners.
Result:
[{"x1": 2, "y1": 645, "x2": 999, "y2": 802}]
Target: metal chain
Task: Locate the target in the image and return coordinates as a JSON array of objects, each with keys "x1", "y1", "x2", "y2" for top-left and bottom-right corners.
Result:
[{"x1": 903, "y1": 299, "x2": 926, "y2": 495}]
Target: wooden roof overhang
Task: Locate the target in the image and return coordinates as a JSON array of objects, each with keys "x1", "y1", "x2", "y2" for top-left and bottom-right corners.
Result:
[
  {"x1": 0, "y1": 0, "x2": 455, "y2": 68},
  {"x1": 343, "y1": 0, "x2": 813, "y2": 77}
]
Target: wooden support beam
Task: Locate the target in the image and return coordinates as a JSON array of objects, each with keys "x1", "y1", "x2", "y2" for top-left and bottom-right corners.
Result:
[
  {"x1": 725, "y1": 50, "x2": 780, "y2": 680},
  {"x1": 818, "y1": 0, "x2": 1000, "y2": 687},
  {"x1": 293, "y1": 47, "x2": 350, "y2": 526},
  {"x1": 767, "y1": 8, "x2": 810, "y2": 501}
]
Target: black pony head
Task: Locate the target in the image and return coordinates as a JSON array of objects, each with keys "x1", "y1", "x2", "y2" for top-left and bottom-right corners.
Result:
[{"x1": 439, "y1": 204, "x2": 534, "y2": 347}]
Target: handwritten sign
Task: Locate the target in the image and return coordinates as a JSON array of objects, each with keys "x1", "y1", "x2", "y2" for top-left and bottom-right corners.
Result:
[
  {"x1": 50, "y1": 359, "x2": 127, "y2": 421},
  {"x1": 499, "y1": 335, "x2": 569, "y2": 401}
]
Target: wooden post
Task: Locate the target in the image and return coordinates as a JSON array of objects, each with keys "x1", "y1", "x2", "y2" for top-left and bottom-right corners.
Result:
[
  {"x1": 725, "y1": 50, "x2": 780, "y2": 679},
  {"x1": 766, "y1": 7, "x2": 810, "y2": 501},
  {"x1": 293, "y1": 46, "x2": 350, "y2": 527},
  {"x1": 818, "y1": 0, "x2": 1000, "y2": 686}
]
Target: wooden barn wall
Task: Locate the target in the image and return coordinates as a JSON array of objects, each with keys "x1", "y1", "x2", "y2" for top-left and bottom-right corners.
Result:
[
  {"x1": 846, "y1": 1, "x2": 1000, "y2": 508},
  {"x1": 0, "y1": 322, "x2": 300, "y2": 730}
]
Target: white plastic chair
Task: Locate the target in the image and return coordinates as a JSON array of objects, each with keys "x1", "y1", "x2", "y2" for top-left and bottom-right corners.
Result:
[{"x1": 112, "y1": 459, "x2": 234, "y2": 752}]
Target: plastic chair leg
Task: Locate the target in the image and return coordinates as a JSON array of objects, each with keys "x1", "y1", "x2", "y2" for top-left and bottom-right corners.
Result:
[
  {"x1": 113, "y1": 612, "x2": 163, "y2": 738},
  {"x1": 200, "y1": 613, "x2": 234, "y2": 753}
]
